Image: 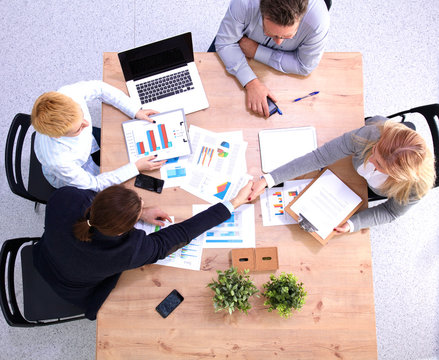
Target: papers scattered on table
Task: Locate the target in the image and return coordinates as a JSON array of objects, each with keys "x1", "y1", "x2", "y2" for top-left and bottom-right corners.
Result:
[
  {"x1": 181, "y1": 126, "x2": 251, "y2": 203},
  {"x1": 192, "y1": 204, "x2": 255, "y2": 248},
  {"x1": 260, "y1": 179, "x2": 312, "y2": 226},
  {"x1": 134, "y1": 217, "x2": 203, "y2": 271}
]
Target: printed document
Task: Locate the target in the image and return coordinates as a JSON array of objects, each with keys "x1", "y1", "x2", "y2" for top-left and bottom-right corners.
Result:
[
  {"x1": 260, "y1": 179, "x2": 311, "y2": 226},
  {"x1": 288, "y1": 169, "x2": 362, "y2": 240},
  {"x1": 134, "y1": 217, "x2": 203, "y2": 271},
  {"x1": 181, "y1": 126, "x2": 250, "y2": 203},
  {"x1": 192, "y1": 204, "x2": 255, "y2": 248},
  {"x1": 122, "y1": 108, "x2": 190, "y2": 162}
]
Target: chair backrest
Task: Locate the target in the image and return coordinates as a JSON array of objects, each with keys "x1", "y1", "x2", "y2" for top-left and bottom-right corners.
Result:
[
  {"x1": 324, "y1": 0, "x2": 332, "y2": 11},
  {"x1": 0, "y1": 237, "x2": 85, "y2": 327},
  {"x1": 368, "y1": 103, "x2": 439, "y2": 201},
  {"x1": 5, "y1": 113, "x2": 55, "y2": 205},
  {"x1": 387, "y1": 103, "x2": 439, "y2": 188}
]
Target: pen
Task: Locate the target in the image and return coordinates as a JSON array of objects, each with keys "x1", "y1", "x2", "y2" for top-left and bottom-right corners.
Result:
[
  {"x1": 292, "y1": 91, "x2": 320, "y2": 102},
  {"x1": 277, "y1": 107, "x2": 283, "y2": 115}
]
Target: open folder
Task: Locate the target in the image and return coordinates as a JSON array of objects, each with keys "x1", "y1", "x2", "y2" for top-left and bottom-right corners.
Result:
[{"x1": 285, "y1": 168, "x2": 364, "y2": 245}]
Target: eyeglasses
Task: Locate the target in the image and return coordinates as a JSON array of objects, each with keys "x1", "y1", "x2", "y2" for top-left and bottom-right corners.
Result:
[{"x1": 262, "y1": 18, "x2": 297, "y2": 40}]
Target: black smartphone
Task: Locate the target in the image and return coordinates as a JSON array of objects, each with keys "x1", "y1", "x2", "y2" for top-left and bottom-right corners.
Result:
[
  {"x1": 155, "y1": 289, "x2": 184, "y2": 318},
  {"x1": 134, "y1": 173, "x2": 164, "y2": 194},
  {"x1": 267, "y1": 96, "x2": 280, "y2": 117}
]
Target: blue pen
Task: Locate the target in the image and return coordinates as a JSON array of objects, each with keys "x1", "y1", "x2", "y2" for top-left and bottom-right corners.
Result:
[
  {"x1": 293, "y1": 91, "x2": 320, "y2": 102},
  {"x1": 277, "y1": 107, "x2": 283, "y2": 115}
]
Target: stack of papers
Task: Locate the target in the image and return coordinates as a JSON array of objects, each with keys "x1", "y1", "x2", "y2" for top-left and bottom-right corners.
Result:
[{"x1": 161, "y1": 125, "x2": 251, "y2": 203}]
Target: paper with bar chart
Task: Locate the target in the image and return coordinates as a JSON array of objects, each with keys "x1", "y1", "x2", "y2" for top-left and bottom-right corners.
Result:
[
  {"x1": 181, "y1": 126, "x2": 250, "y2": 203},
  {"x1": 134, "y1": 216, "x2": 203, "y2": 271},
  {"x1": 260, "y1": 179, "x2": 312, "y2": 226},
  {"x1": 122, "y1": 108, "x2": 191, "y2": 162},
  {"x1": 192, "y1": 204, "x2": 255, "y2": 248}
]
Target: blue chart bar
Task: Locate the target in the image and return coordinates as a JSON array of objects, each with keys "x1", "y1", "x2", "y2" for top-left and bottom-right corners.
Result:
[
  {"x1": 146, "y1": 131, "x2": 154, "y2": 152},
  {"x1": 167, "y1": 168, "x2": 186, "y2": 178}
]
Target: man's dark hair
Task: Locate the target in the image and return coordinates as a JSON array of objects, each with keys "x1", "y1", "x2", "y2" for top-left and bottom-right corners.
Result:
[{"x1": 260, "y1": 0, "x2": 309, "y2": 26}]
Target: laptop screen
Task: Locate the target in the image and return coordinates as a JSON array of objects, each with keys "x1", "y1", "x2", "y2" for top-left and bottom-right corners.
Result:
[{"x1": 119, "y1": 32, "x2": 194, "y2": 82}]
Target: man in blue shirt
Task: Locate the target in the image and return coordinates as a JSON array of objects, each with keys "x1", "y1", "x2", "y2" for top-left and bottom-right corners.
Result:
[{"x1": 215, "y1": 0, "x2": 329, "y2": 117}]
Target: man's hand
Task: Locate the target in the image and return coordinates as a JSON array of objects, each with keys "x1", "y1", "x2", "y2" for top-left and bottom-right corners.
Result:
[
  {"x1": 245, "y1": 79, "x2": 277, "y2": 117},
  {"x1": 230, "y1": 180, "x2": 253, "y2": 209},
  {"x1": 135, "y1": 155, "x2": 166, "y2": 172},
  {"x1": 140, "y1": 206, "x2": 172, "y2": 226},
  {"x1": 135, "y1": 109, "x2": 159, "y2": 122},
  {"x1": 334, "y1": 222, "x2": 351, "y2": 235},
  {"x1": 239, "y1": 36, "x2": 258, "y2": 59},
  {"x1": 248, "y1": 177, "x2": 268, "y2": 201}
]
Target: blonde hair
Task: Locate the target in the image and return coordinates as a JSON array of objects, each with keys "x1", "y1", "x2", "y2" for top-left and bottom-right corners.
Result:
[
  {"x1": 31, "y1": 92, "x2": 82, "y2": 137},
  {"x1": 362, "y1": 121, "x2": 436, "y2": 204}
]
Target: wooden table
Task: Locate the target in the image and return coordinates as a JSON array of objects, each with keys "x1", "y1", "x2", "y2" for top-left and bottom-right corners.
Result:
[{"x1": 97, "y1": 52, "x2": 377, "y2": 359}]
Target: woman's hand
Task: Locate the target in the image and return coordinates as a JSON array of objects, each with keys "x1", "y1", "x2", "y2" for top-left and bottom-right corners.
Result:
[
  {"x1": 230, "y1": 180, "x2": 253, "y2": 209},
  {"x1": 135, "y1": 155, "x2": 166, "y2": 171},
  {"x1": 135, "y1": 109, "x2": 159, "y2": 122},
  {"x1": 248, "y1": 177, "x2": 268, "y2": 201},
  {"x1": 334, "y1": 222, "x2": 351, "y2": 235},
  {"x1": 140, "y1": 207, "x2": 172, "y2": 226}
]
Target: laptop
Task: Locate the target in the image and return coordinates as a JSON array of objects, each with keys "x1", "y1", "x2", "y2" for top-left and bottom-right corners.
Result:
[{"x1": 118, "y1": 32, "x2": 209, "y2": 115}]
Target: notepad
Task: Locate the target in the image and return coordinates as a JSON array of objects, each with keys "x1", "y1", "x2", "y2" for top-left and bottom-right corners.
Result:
[
  {"x1": 285, "y1": 168, "x2": 364, "y2": 245},
  {"x1": 258, "y1": 127, "x2": 317, "y2": 173},
  {"x1": 122, "y1": 108, "x2": 191, "y2": 162}
]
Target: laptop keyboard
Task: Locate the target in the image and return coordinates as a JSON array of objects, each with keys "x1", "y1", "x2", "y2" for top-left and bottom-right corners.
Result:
[{"x1": 136, "y1": 69, "x2": 194, "y2": 104}]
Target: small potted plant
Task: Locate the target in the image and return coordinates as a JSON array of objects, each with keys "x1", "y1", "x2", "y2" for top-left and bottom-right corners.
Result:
[
  {"x1": 207, "y1": 267, "x2": 259, "y2": 315},
  {"x1": 262, "y1": 272, "x2": 307, "y2": 318}
]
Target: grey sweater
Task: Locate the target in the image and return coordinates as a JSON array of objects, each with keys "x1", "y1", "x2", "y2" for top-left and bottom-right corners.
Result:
[{"x1": 270, "y1": 117, "x2": 419, "y2": 230}]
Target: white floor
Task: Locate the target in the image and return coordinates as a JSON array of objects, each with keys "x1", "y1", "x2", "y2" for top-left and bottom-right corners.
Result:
[{"x1": 0, "y1": 0, "x2": 438, "y2": 359}]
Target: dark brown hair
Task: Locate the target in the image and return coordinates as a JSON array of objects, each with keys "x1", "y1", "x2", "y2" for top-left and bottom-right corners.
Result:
[
  {"x1": 260, "y1": 0, "x2": 309, "y2": 26},
  {"x1": 73, "y1": 185, "x2": 142, "y2": 242}
]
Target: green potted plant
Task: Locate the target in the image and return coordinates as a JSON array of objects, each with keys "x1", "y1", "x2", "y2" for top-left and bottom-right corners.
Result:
[
  {"x1": 207, "y1": 267, "x2": 259, "y2": 315},
  {"x1": 262, "y1": 272, "x2": 307, "y2": 318}
]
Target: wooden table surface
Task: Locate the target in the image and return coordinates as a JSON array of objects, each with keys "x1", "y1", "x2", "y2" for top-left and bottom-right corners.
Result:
[{"x1": 97, "y1": 52, "x2": 377, "y2": 359}]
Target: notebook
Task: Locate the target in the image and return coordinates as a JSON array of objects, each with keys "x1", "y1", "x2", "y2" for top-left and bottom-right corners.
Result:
[
  {"x1": 258, "y1": 127, "x2": 317, "y2": 173},
  {"x1": 118, "y1": 32, "x2": 209, "y2": 115}
]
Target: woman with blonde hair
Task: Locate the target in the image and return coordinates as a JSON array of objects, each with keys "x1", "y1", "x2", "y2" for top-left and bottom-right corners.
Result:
[{"x1": 249, "y1": 116, "x2": 435, "y2": 233}]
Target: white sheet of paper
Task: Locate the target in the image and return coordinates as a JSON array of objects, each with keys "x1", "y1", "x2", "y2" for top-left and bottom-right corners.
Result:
[
  {"x1": 192, "y1": 204, "x2": 255, "y2": 248},
  {"x1": 259, "y1": 127, "x2": 317, "y2": 173},
  {"x1": 134, "y1": 217, "x2": 203, "y2": 271},
  {"x1": 260, "y1": 179, "x2": 312, "y2": 226},
  {"x1": 289, "y1": 169, "x2": 362, "y2": 240},
  {"x1": 181, "y1": 125, "x2": 249, "y2": 203}
]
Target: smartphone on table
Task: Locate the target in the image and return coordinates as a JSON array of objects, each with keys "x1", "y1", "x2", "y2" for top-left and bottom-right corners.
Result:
[
  {"x1": 267, "y1": 97, "x2": 282, "y2": 116},
  {"x1": 155, "y1": 289, "x2": 184, "y2": 318},
  {"x1": 134, "y1": 173, "x2": 164, "y2": 194}
]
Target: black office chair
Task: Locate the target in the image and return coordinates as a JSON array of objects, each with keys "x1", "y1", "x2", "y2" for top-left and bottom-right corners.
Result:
[
  {"x1": 5, "y1": 113, "x2": 56, "y2": 210},
  {"x1": 367, "y1": 103, "x2": 439, "y2": 201},
  {"x1": 324, "y1": 0, "x2": 332, "y2": 10},
  {"x1": 0, "y1": 237, "x2": 85, "y2": 327}
]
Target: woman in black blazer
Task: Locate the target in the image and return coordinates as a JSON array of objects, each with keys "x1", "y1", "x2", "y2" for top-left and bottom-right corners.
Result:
[{"x1": 33, "y1": 182, "x2": 252, "y2": 320}]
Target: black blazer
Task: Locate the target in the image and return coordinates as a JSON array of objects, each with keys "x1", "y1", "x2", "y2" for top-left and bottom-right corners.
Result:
[{"x1": 33, "y1": 186, "x2": 231, "y2": 320}]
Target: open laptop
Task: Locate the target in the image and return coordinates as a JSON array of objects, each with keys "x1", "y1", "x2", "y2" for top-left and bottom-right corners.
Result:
[{"x1": 118, "y1": 32, "x2": 209, "y2": 115}]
